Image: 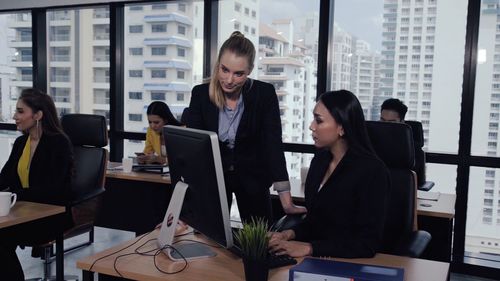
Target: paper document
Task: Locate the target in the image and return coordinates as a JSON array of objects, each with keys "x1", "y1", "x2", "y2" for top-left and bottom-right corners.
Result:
[{"x1": 417, "y1": 190, "x2": 440, "y2": 201}]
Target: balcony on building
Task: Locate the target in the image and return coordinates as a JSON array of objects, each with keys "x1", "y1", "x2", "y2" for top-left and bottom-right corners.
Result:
[
  {"x1": 143, "y1": 14, "x2": 192, "y2": 26},
  {"x1": 143, "y1": 37, "x2": 192, "y2": 48},
  {"x1": 143, "y1": 60, "x2": 192, "y2": 70}
]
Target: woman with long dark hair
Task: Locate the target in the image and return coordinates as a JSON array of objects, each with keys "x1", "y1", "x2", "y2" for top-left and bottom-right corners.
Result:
[
  {"x1": 0, "y1": 88, "x2": 73, "y2": 280},
  {"x1": 269, "y1": 90, "x2": 390, "y2": 258},
  {"x1": 138, "y1": 101, "x2": 182, "y2": 164}
]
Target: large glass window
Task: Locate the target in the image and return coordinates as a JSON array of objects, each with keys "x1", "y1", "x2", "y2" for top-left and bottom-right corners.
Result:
[
  {"x1": 218, "y1": 0, "x2": 320, "y2": 177},
  {"x1": 123, "y1": 1, "x2": 204, "y2": 157},
  {"x1": 333, "y1": 0, "x2": 467, "y2": 154},
  {"x1": 47, "y1": 7, "x2": 110, "y2": 124},
  {"x1": 0, "y1": 12, "x2": 33, "y2": 123},
  {"x1": 467, "y1": 0, "x2": 500, "y2": 268}
]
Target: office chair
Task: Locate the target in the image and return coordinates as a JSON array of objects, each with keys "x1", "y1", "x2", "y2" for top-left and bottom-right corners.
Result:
[
  {"x1": 27, "y1": 114, "x2": 108, "y2": 281},
  {"x1": 405, "y1": 120, "x2": 435, "y2": 191},
  {"x1": 366, "y1": 121, "x2": 431, "y2": 257}
]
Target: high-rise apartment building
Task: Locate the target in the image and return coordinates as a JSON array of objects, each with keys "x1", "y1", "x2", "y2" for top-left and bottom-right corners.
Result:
[{"x1": 258, "y1": 22, "x2": 316, "y2": 177}]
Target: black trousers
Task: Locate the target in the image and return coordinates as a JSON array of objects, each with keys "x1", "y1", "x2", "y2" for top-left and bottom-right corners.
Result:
[
  {"x1": 0, "y1": 214, "x2": 68, "y2": 281},
  {"x1": 224, "y1": 170, "x2": 273, "y2": 224}
]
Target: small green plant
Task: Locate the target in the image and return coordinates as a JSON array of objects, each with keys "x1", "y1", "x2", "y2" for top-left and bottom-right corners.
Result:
[{"x1": 234, "y1": 217, "x2": 269, "y2": 261}]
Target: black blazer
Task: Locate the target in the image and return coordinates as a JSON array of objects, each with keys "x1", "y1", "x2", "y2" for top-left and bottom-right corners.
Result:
[
  {"x1": 0, "y1": 132, "x2": 73, "y2": 207},
  {"x1": 293, "y1": 149, "x2": 390, "y2": 258},
  {"x1": 187, "y1": 80, "x2": 288, "y2": 190}
]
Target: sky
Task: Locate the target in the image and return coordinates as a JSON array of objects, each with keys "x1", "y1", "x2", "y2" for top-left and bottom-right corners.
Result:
[{"x1": 260, "y1": 0, "x2": 384, "y2": 52}]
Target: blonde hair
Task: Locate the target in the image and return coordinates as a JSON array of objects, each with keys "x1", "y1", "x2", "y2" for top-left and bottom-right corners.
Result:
[{"x1": 209, "y1": 31, "x2": 256, "y2": 109}]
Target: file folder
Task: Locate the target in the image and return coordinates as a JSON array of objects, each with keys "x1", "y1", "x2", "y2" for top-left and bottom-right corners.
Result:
[{"x1": 289, "y1": 258, "x2": 404, "y2": 281}]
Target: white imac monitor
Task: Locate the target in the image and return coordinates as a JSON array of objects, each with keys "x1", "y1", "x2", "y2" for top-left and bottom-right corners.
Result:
[{"x1": 157, "y1": 126, "x2": 234, "y2": 261}]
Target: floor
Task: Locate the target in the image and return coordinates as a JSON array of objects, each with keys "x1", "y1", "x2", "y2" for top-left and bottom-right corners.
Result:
[{"x1": 16, "y1": 227, "x2": 497, "y2": 281}]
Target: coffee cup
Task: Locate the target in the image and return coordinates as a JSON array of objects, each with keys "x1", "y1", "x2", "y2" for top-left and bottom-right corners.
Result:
[
  {"x1": 122, "y1": 157, "x2": 133, "y2": 173},
  {"x1": 0, "y1": 192, "x2": 17, "y2": 216}
]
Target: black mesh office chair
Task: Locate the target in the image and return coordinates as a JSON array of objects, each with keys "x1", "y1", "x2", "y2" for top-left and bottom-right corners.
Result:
[
  {"x1": 28, "y1": 114, "x2": 107, "y2": 281},
  {"x1": 405, "y1": 120, "x2": 434, "y2": 191},
  {"x1": 366, "y1": 121, "x2": 431, "y2": 257}
]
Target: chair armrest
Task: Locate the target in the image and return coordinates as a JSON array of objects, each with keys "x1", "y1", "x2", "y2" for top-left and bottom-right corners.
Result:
[
  {"x1": 418, "y1": 181, "x2": 435, "y2": 192},
  {"x1": 70, "y1": 188, "x2": 105, "y2": 206},
  {"x1": 395, "y1": 230, "x2": 432, "y2": 258},
  {"x1": 272, "y1": 213, "x2": 306, "y2": 232}
]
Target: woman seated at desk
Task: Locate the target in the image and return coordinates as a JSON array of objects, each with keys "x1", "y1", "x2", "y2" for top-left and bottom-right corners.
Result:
[
  {"x1": 269, "y1": 90, "x2": 390, "y2": 258},
  {"x1": 138, "y1": 101, "x2": 182, "y2": 165},
  {"x1": 0, "y1": 88, "x2": 74, "y2": 280}
]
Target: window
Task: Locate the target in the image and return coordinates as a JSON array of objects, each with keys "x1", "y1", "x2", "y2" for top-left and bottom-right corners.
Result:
[
  {"x1": 151, "y1": 92, "x2": 165, "y2": 101},
  {"x1": 129, "y1": 92, "x2": 142, "y2": 100},
  {"x1": 178, "y1": 3, "x2": 186, "y2": 12},
  {"x1": 151, "y1": 69, "x2": 166, "y2": 78},
  {"x1": 177, "y1": 70, "x2": 185, "y2": 79},
  {"x1": 129, "y1": 25, "x2": 143, "y2": 33},
  {"x1": 177, "y1": 47, "x2": 186, "y2": 57},
  {"x1": 123, "y1": 2, "x2": 203, "y2": 135},
  {"x1": 46, "y1": 7, "x2": 110, "y2": 123},
  {"x1": 152, "y1": 4, "x2": 167, "y2": 10},
  {"x1": 151, "y1": 47, "x2": 166, "y2": 56},
  {"x1": 151, "y1": 23, "x2": 166, "y2": 33},
  {"x1": 129, "y1": 114, "x2": 142, "y2": 121},
  {"x1": 219, "y1": 0, "x2": 320, "y2": 177},
  {"x1": 177, "y1": 24, "x2": 187, "y2": 35},
  {"x1": 50, "y1": 87, "x2": 71, "y2": 103},
  {"x1": 177, "y1": 93, "x2": 184, "y2": 101},
  {"x1": 93, "y1": 89, "x2": 109, "y2": 104},
  {"x1": 129, "y1": 70, "x2": 143, "y2": 78},
  {"x1": 129, "y1": 48, "x2": 143, "y2": 56}
]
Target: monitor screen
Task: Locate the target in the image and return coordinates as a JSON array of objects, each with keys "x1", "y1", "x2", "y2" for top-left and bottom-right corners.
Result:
[{"x1": 158, "y1": 125, "x2": 234, "y2": 260}]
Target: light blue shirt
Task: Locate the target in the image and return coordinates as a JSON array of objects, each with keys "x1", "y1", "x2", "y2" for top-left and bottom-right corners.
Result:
[{"x1": 218, "y1": 93, "x2": 244, "y2": 149}]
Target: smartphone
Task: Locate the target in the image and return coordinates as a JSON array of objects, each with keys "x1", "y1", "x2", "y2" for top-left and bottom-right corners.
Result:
[{"x1": 135, "y1": 152, "x2": 146, "y2": 156}]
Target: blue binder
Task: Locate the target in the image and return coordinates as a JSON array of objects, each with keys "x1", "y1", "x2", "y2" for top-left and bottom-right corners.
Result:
[{"x1": 289, "y1": 258, "x2": 404, "y2": 281}]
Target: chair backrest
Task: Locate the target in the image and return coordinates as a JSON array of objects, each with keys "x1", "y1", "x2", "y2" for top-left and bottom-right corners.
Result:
[
  {"x1": 405, "y1": 120, "x2": 426, "y2": 186},
  {"x1": 61, "y1": 114, "x2": 108, "y2": 205},
  {"x1": 365, "y1": 121, "x2": 417, "y2": 254}
]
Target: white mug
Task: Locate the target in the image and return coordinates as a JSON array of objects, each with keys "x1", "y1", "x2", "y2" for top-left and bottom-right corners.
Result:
[
  {"x1": 122, "y1": 157, "x2": 133, "y2": 173},
  {"x1": 0, "y1": 192, "x2": 17, "y2": 216}
]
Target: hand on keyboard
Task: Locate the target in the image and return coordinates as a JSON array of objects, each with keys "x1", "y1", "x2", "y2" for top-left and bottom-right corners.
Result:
[{"x1": 266, "y1": 252, "x2": 297, "y2": 269}]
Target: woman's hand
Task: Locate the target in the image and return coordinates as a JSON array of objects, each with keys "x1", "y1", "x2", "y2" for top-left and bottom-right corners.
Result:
[
  {"x1": 268, "y1": 239, "x2": 312, "y2": 258},
  {"x1": 268, "y1": 229, "x2": 295, "y2": 243}
]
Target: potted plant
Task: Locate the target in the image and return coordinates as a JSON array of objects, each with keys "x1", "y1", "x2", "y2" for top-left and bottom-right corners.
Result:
[{"x1": 234, "y1": 217, "x2": 270, "y2": 281}]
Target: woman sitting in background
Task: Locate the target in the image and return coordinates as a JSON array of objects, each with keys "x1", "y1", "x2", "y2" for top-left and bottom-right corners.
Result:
[
  {"x1": 0, "y1": 88, "x2": 74, "y2": 280},
  {"x1": 269, "y1": 90, "x2": 390, "y2": 258},
  {"x1": 138, "y1": 101, "x2": 182, "y2": 164}
]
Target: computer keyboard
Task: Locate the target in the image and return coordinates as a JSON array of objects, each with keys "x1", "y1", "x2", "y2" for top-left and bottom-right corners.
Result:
[
  {"x1": 266, "y1": 252, "x2": 297, "y2": 269},
  {"x1": 230, "y1": 228, "x2": 297, "y2": 269}
]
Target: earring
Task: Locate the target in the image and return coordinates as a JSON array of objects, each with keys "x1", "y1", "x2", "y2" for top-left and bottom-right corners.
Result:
[{"x1": 36, "y1": 119, "x2": 40, "y2": 136}]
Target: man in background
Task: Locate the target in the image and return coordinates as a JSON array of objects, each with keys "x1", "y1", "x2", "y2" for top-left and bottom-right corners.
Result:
[{"x1": 380, "y1": 98, "x2": 408, "y2": 122}]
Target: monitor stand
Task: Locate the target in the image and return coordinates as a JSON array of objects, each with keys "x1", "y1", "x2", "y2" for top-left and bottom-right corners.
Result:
[{"x1": 157, "y1": 181, "x2": 216, "y2": 261}]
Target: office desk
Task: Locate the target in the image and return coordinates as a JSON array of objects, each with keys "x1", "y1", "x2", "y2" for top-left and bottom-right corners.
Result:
[
  {"x1": 0, "y1": 201, "x2": 66, "y2": 281},
  {"x1": 417, "y1": 192, "x2": 456, "y2": 262},
  {"x1": 96, "y1": 162, "x2": 172, "y2": 235},
  {"x1": 77, "y1": 229, "x2": 450, "y2": 281}
]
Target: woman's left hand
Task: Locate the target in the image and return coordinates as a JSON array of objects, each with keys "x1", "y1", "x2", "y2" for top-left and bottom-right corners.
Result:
[{"x1": 268, "y1": 240, "x2": 312, "y2": 258}]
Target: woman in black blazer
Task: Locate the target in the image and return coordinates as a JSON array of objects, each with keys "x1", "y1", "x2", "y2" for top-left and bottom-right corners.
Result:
[
  {"x1": 269, "y1": 90, "x2": 390, "y2": 258},
  {"x1": 0, "y1": 88, "x2": 73, "y2": 280},
  {"x1": 187, "y1": 31, "x2": 305, "y2": 223}
]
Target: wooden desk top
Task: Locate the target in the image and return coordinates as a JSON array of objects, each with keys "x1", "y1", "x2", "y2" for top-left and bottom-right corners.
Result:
[
  {"x1": 272, "y1": 179, "x2": 456, "y2": 219},
  {"x1": 77, "y1": 229, "x2": 449, "y2": 281},
  {"x1": 106, "y1": 162, "x2": 171, "y2": 184},
  {"x1": 0, "y1": 201, "x2": 66, "y2": 229}
]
